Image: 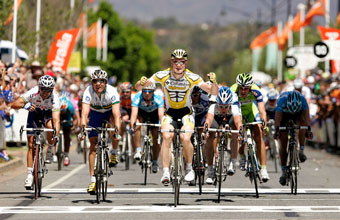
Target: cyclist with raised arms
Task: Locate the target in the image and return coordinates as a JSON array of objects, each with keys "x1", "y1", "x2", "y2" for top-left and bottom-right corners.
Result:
[
  {"x1": 79, "y1": 69, "x2": 120, "y2": 194},
  {"x1": 204, "y1": 86, "x2": 243, "y2": 184},
  {"x1": 230, "y1": 72, "x2": 269, "y2": 182},
  {"x1": 130, "y1": 83, "x2": 164, "y2": 173},
  {"x1": 274, "y1": 90, "x2": 313, "y2": 185},
  {"x1": 59, "y1": 95, "x2": 78, "y2": 166},
  {"x1": 10, "y1": 75, "x2": 60, "y2": 189},
  {"x1": 135, "y1": 49, "x2": 219, "y2": 185}
]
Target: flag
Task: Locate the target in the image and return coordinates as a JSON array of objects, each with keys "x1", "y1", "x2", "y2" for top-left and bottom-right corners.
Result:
[
  {"x1": 336, "y1": 12, "x2": 340, "y2": 26},
  {"x1": 302, "y1": 0, "x2": 325, "y2": 27},
  {"x1": 78, "y1": 12, "x2": 85, "y2": 28},
  {"x1": 3, "y1": 0, "x2": 23, "y2": 26},
  {"x1": 47, "y1": 28, "x2": 80, "y2": 71},
  {"x1": 250, "y1": 26, "x2": 278, "y2": 49},
  {"x1": 291, "y1": 12, "x2": 302, "y2": 32},
  {"x1": 318, "y1": 26, "x2": 340, "y2": 40},
  {"x1": 87, "y1": 22, "x2": 103, "y2": 48}
]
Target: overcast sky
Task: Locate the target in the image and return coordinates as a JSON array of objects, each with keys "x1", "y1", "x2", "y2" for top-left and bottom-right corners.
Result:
[{"x1": 107, "y1": 0, "x2": 339, "y2": 25}]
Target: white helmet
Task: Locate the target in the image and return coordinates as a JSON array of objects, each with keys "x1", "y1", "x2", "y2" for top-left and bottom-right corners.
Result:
[
  {"x1": 91, "y1": 69, "x2": 108, "y2": 80},
  {"x1": 38, "y1": 75, "x2": 55, "y2": 89},
  {"x1": 293, "y1": 79, "x2": 304, "y2": 89},
  {"x1": 143, "y1": 83, "x2": 156, "y2": 90}
]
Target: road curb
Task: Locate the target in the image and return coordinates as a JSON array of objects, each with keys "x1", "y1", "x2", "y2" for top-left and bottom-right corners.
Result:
[{"x1": 0, "y1": 157, "x2": 24, "y2": 173}]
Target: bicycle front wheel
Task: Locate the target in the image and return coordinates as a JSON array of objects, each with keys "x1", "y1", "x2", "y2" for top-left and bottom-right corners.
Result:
[
  {"x1": 143, "y1": 143, "x2": 150, "y2": 185},
  {"x1": 95, "y1": 150, "x2": 102, "y2": 204},
  {"x1": 217, "y1": 146, "x2": 224, "y2": 203},
  {"x1": 57, "y1": 134, "x2": 63, "y2": 171},
  {"x1": 249, "y1": 146, "x2": 259, "y2": 198},
  {"x1": 196, "y1": 142, "x2": 203, "y2": 195},
  {"x1": 125, "y1": 134, "x2": 130, "y2": 170},
  {"x1": 83, "y1": 138, "x2": 87, "y2": 164},
  {"x1": 102, "y1": 150, "x2": 109, "y2": 201},
  {"x1": 290, "y1": 144, "x2": 299, "y2": 195},
  {"x1": 33, "y1": 144, "x2": 39, "y2": 200},
  {"x1": 174, "y1": 146, "x2": 180, "y2": 207}
]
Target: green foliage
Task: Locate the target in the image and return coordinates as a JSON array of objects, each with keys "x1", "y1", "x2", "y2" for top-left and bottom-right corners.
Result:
[{"x1": 87, "y1": 1, "x2": 161, "y2": 84}]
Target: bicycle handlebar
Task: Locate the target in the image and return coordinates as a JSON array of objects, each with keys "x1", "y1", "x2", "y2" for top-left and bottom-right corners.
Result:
[
  {"x1": 243, "y1": 121, "x2": 263, "y2": 127},
  {"x1": 206, "y1": 128, "x2": 239, "y2": 133},
  {"x1": 279, "y1": 126, "x2": 309, "y2": 131},
  {"x1": 135, "y1": 122, "x2": 161, "y2": 127},
  {"x1": 161, "y1": 129, "x2": 194, "y2": 133}
]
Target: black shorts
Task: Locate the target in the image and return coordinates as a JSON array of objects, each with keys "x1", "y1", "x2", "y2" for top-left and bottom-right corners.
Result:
[
  {"x1": 26, "y1": 109, "x2": 52, "y2": 135},
  {"x1": 120, "y1": 107, "x2": 131, "y2": 117},
  {"x1": 281, "y1": 111, "x2": 303, "y2": 126},
  {"x1": 211, "y1": 115, "x2": 232, "y2": 129},
  {"x1": 138, "y1": 109, "x2": 159, "y2": 124}
]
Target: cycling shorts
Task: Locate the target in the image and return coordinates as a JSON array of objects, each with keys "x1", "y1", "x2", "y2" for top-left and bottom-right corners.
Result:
[
  {"x1": 281, "y1": 112, "x2": 303, "y2": 126},
  {"x1": 161, "y1": 107, "x2": 194, "y2": 129},
  {"x1": 26, "y1": 109, "x2": 52, "y2": 136},
  {"x1": 138, "y1": 109, "x2": 159, "y2": 124},
  {"x1": 120, "y1": 107, "x2": 131, "y2": 117},
  {"x1": 211, "y1": 115, "x2": 232, "y2": 129},
  {"x1": 88, "y1": 110, "x2": 112, "y2": 138}
]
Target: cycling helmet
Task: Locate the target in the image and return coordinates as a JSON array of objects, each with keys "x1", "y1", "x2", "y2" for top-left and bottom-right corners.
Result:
[
  {"x1": 120, "y1": 82, "x2": 133, "y2": 91},
  {"x1": 38, "y1": 75, "x2": 55, "y2": 89},
  {"x1": 171, "y1": 49, "x2": 188, "y2": 60},
  {"x1": 236, "y1": 73, "x2": 253, "y2": 87},
  {"x1": 217, "y1": 86, "x2": 233, "y2": 105},
  {"x1": 91, "y1": 69, "x2": 108, "y2": 80},
  {"x1": 69, "y1": 84, "x2": 79, "y2": 92},
  {"x1": 267, "y1": 88, "x2": 279, "y2": 100},
  {"x1": 293, "y1": 78, "x2": 304, "y2": 89},
  {"x1": 192, "y1": 86, "x2": 201, "y2": 94},
  {"x1": 286, "y1": 91, "x2": 303, "y2": 113},
  {"x1": 143, "y1": 83, "x2": 156, "y2": 90}
]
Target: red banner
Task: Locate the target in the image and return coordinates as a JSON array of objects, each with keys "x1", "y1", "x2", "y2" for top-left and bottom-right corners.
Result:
[
  {"x1": 250, "y1": 26, "x2": 278, "y2": 49},
  {"x1": 48, "y1": 28, "x2": 80, "y2": 71}
]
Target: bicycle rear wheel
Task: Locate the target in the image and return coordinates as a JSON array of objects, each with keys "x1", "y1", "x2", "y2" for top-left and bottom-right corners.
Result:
[
  {"x1": 273, "y1": 139, "x2": 280, "y2": 173},
  {"x1": 57, "y1": 134, "x2": 63, "y2": 171},
  {"x1": 125, "y1": 134, "x2": 130, "y2": 170},
  {"x1": 290, "y1": 145, "x2": 299, "y2": 195},
  {"x1": 83, "y1": 138, "x2": 87, "y2": 164},
  {"x1": 102, "y1": 150, "x2": 109, "y2": 201},
  {"x1": 249, "y1": 146, "x2": 259, "y2": 198},
  {"x1": 196, "y1": 142, "x2": 203, "y2": 195},
  {"x1": 95, "y1": 150, "x2": 102, "y2": 204},
  {"x1": 33, "y1": 144, "x2": 39, "y2": 200}
]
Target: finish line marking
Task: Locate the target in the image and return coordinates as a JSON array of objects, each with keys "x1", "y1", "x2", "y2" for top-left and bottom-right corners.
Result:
[
  {"x1": 1, "y1": 205, "x2": 340, "y2": 213},
  {"x1": 39, "y1": 188, "x2": 340, "y2": 194}
]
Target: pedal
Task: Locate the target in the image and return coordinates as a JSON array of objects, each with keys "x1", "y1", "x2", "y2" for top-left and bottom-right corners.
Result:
[{"x1": 25, "y1": 185, "x2": 33, "y2": 190}]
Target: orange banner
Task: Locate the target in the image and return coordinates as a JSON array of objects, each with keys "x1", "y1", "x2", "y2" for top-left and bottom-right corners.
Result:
[
  {"x1": 3, "y1": 0, "x2": 23, "y2": 26},
  {"x1": 302, "y1": 0, "x2": 325, "y2": 27},
  {"x1": 250, "y1": 26, "x2": 278, "y2": 49},
  {"x1": 48, "y1": 28, "x2": 80, "y2": 71},
  {"x1": 87, "y1": 22, "x2": 103, "y2": 48},
  {"x1": 337, "y1": 12, "x2": 340, "y2": 26},
  {"x1": 291, "y1": 12, "x2": 302, "y2": 32}
]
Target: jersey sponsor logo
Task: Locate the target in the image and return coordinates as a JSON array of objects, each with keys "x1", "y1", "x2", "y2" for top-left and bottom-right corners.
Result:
[
  {"x1": 239, "y1": 100, "x2": 252, "y2": 105},
  {"x1": 111, "y1": 96, "x2": 116, "y2": 102},
  {"x1": 85, "y1": 96, "x2": 90, "y2": 102}
]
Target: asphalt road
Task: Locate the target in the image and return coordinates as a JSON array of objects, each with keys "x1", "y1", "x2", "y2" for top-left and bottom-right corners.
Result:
[{"x1": 1, "y1": 142, "x2": 340, "y2": 220}]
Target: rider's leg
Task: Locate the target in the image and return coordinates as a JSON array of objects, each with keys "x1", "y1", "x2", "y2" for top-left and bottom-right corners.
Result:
[
  {"x1": 63, "y1": 127, "x2": 71, "y2": 156},
  {"x1": 87, "y1": 137, "x2": 98, "y2": 193},
  {"x1": 133, "y1": 117, "x2": 142, "y2": 160},
  {"x1": 46, "y1": 120, "x2": 56, "y2": 163},
  {"x1": 181, "y1": 115, "x2": 195, "y2": 182},
  {"x1": 279, "y1": 132, "x2": 288, "y2": 185},
  {"x1": 160, "y1": 122, "x2": 174, "y2": 184},
  {"x1": 205, "y1": 131, "x2": 216, "y2": 184},
  {"x1": 151, "y1": 127, "x2": 160, "y2": 161}
]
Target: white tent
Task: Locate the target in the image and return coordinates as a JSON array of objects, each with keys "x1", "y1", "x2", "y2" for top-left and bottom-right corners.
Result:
[
  {"x1": 251, "y1": 71, "x2": 272, "y2": 85},
  {"x1": 0, "y1": 40, "x2": 28, "y2": 62}
]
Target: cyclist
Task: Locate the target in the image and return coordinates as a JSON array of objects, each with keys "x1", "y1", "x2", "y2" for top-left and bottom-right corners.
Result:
[
  {"x1": 119, "y1": 82, "x2": 136, "y2": 161},
  {"x1": 274, "y1": 90, "x2": 313, "y2": 185},
  {"x1": 79, "y1": 69, "x2": 120, "y2": 194},
  {"x1": 135, "y1": 49, "x2": 219, "y2": 185},
  {"x1": 287, "y1": 78, "x2": 312, "y2": 106},
  {"x1": 204, "y1": 86, "x2": 243, "y2": 184},
  {"x1": 130, "y1": 83, "x2": 164, "y2": 173},
  {"x1": 265, "y1": 88, "x2": 279, "y2": 121},
  {"x1": 191, "y1": 86, "x2": 209, "y2": 128},
  {"x1": 10, "y1": 75, "x2": 60, "y2": 189},
  {"x1": 59, "y1": 95, "x2": 78, "y2": 166},
  {"x1": 230, "y1": 72, "x2": 269, "y2": 182}
]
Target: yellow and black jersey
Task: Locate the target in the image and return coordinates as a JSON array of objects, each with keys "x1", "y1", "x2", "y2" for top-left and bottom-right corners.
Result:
[{"x1": 149, "y1": 68, "x2": 203, "y2": 110}]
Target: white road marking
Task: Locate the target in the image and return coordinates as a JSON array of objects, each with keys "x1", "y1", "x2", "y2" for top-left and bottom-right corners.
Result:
[
  {"x1": 39, "y1": 188, "x2": 340, "y2": 194},
  {"x1": 44, "y1": 164, "x2": 86, "y2": 189},
  {"x1": 0, "y1": 205, "x2": 340, "y2": 213}
]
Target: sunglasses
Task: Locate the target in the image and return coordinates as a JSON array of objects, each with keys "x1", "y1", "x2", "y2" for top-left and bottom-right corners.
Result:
[
  {"x1": 173, "y1": 60, "x2": 186, "y2": 65},
  {"x1": 192, "y1": 93, "x2": 200, "y2": 97},
  {"x1": 142, "y1": 89, "x2": 153, "y2": 94},
  {"x1": 92, "y1": 79, "x2": 106, "y2": 84},
  {"x1": 218, "y1": 104, "x2": 230, "y2": 109},
  {"x1": 239, "y1": 86, "x2": 251, "y2": 90},
  {"x1": 39, "y1": 87, "x2": 53, "y2": 93},
  {"x1": 122, "y1": 90, "x2": 131, "y2": 94}
]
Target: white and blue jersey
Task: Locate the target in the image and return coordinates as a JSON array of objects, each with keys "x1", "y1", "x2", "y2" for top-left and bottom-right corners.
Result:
[
  {"x1": 131, "y1": 91, "x2": 164, "y2": 112},
  {"x1": 276, "y1": 91, "x2": 308, "y2": 113}
]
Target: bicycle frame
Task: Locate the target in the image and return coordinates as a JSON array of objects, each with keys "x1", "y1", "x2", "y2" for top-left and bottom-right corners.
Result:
[
  {"x1": 20, "y1": 126, "x2": 54, "y2": 200},
  {"x1": 84, "y1": 124, "x2": 116, "y2": 204},
  {"x1": 161, "y1": 124, "x2": 194, "y2": 207},
  {"x1": 242, "y1": 121, "x2": 263, "y2": 198},
  {"x1": 135, "y1": 122, "x2": 160, "y2": 185},
  {"x1": 279, "y1": 121, "x2": 308, "y2": 195},
  {"x1": 206, "y1": 125, "x2": 239, "y2": 203}
]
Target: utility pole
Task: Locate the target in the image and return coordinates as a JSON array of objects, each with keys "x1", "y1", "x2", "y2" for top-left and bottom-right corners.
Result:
[{"x1": 287, "y1": 0, "x2": 291, "y2": 20}]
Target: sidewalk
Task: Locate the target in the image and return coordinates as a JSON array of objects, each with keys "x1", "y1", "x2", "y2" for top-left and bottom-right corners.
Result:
[{"x1": 0, "y1": 147, "x2": 26, "y2": 174}]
